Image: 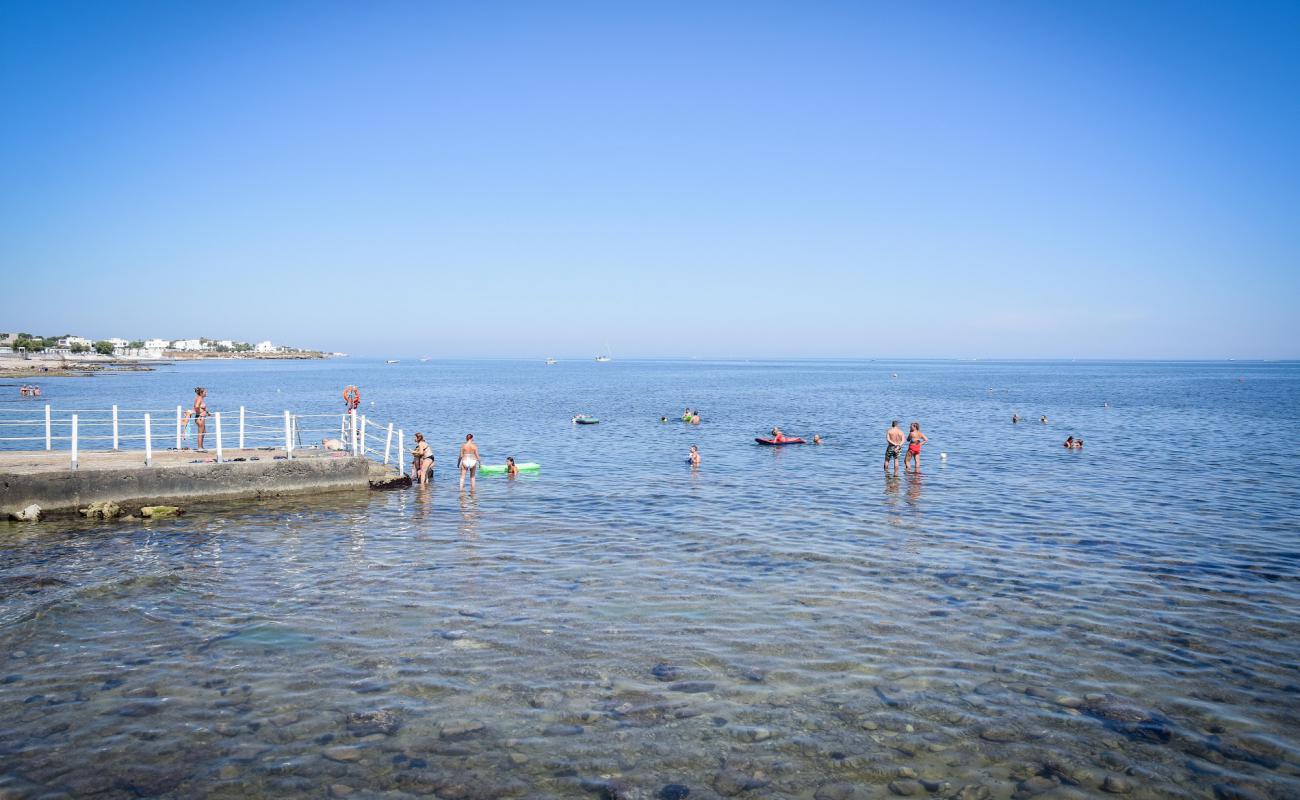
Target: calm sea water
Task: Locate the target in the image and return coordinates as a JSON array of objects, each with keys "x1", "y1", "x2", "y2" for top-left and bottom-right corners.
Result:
[{"x1": 1, "y1": 359, "x2": 1298, "y2": 799}]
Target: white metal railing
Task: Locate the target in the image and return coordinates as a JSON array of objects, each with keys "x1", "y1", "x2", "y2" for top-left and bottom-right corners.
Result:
[{"x1": 0, "y1": 404, "x2": 405, "y2": 476}]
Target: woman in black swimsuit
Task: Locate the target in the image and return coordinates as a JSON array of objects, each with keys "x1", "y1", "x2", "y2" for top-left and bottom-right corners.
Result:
[{"x1": 191, "y1": 387, "x2": 210, "y2": 450}]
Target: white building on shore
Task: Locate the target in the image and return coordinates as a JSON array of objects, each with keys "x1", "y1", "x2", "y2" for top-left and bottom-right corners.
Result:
[
  {"x1": 254, "y1": 340, "x2": 279, "y2": 353},
  {"x1": 171, "y1": 338, "x2": 203, "y2": 351}
]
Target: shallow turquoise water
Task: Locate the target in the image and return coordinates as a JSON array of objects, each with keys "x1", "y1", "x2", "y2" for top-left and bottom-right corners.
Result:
[{"x1": 1, "y1": 359, "x2": 1297, "y2": 798}]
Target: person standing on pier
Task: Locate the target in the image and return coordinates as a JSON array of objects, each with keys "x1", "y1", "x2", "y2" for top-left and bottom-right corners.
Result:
[{"x1": 191, "y1": 387, "x2": 210, "y2": 451}]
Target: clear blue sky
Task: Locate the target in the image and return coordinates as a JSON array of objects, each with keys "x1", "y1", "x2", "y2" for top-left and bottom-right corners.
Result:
[{"x1": 2, "y1": 1, "x2": 1297, "y2": 358}]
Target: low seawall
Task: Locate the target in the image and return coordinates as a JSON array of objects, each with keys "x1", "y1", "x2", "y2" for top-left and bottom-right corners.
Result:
[{"x1": 1, "y1": 452, "x2": 372, "y2": 516}]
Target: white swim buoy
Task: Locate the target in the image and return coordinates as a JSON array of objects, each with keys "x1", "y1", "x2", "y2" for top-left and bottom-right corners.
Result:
[{"x1": 940, "y1": 453, "x2": 948, "y2": 460}]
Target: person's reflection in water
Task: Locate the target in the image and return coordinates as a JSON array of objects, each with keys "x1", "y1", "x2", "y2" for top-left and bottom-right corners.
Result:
[
  {"x1": 906, "y1": 473, "x2": 923, "y2": 506},
  {"x1": 458, "y1": 490, "x2": 480, "y2": 539},
  {"x1": 412, "y1": 480, "x2": 434, "y2": 524},
  {"x1": 883, "y1": 474, "x2": 901, "y2": 515}
]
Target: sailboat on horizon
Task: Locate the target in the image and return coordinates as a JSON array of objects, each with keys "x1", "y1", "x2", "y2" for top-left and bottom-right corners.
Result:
[{"x1": 595, "y1": 341, "x2": 612, "y2": 362}]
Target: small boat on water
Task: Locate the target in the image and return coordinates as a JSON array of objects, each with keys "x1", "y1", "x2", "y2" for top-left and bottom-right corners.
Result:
[
  {"x1": 386, "y1": 359, "x2": 399, "y2": 364},
  {"x1": 545, "y1": 358, "x2": 557, "y2": 365},
  {"x1": 572, "y1": 415, "x2": 600, "y2": 425},
  {"x1": 594, "y1": 355, "x2": 611, "y2": 363},
  {"x1": 419, "y1": 357, "x2": 431, "y2": 362}
]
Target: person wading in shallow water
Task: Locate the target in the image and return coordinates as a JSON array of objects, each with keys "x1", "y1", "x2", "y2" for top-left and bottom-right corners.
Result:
[
  {"x1": 884, "y1": 420, "x2": 905, "y2": 476},
  {"x1": 904, "y1": 421, "x2": 929, "y2": 473},
  {"x1": 458, "y1": 433, "x2": 480, "y2": 491}
]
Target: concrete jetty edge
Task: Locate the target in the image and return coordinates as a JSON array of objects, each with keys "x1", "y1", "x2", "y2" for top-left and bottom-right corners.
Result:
[{"x1": 2, "y1": 455, "x2": 372, "y2": 517}]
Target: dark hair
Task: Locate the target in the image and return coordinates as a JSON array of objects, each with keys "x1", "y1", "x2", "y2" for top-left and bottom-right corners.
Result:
[
  {"x1": 892, "y1": 420, "x2": 899, "y2": 427},
  {"x1": 506, "y1": 456, "x2": 514, "y2": 463},
  {"x1": 465, "y1": 433, "x2": 473, "y2": 440},
  {"x1": 910, "y1": 422, "x2": 920, "y2": 431},
  {"x1": 415, "y1": 432, "x2": 424, "y2": 441},
  {"x1": 195, "y1": 387, "x2": 206, "y2": 395}
]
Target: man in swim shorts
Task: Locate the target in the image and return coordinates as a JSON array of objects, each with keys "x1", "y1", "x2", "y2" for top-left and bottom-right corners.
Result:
[{"x1": 884, "y1": 420, "x2": 905, "y2": 476}]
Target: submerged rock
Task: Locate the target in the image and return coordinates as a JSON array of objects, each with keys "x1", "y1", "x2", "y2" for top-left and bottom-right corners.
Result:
[
  {"x1": 888, "y1": 779, "x2": 923, "y2": 796},
  {"x1": 815, "y1": 781, "x2": 857, "y2": 800},
  {"x1": 439, "y1": 720, "x2": 486, "y2": 740},
  {"x1": 659, "y1": 784, "x2": 691, "y2": 800},
  {"x1": 10, "y1": 504, "x2": 41, "y2": 522},
  {"x1": 651, "y1": 663, "x2": 686, "y2": 682},
  {"x1": 345, "y1": 708, "x2": 402, "y2": 737},
  {"x1": 713, "y1": 770, "x2": 767, "y2": 796},
  {"x1": 323, "y1": 745, "x2": 363, "y2": 763},
  {"x1": 1101, "y1": 775, "x2": 1132, "y2": 794},
  {"x1": 668, "y1": 681, "x2": 715, "y2": 694},
  {"x1": 80, "y1": 501, "x2": 122, "y2": 520},
  {"x1": 140, "y1": 505, "x2": 181, "y2": 518}
]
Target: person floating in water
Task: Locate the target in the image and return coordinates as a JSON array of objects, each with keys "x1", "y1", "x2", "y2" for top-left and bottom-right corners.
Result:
[
  {"x1": 458, "y1": 433, "x2": 480, "y2": 491},
  {"x1": 1040, "y1": 415, "x2": 1048, "y2": 423},
  {"x1": 904, "y1": 421, "x2": 929, "y2": 474},
  {"x1": 506, "y1": 456, "x2": 518, "y2": 477},
  {"x1": 1012, "y1": 413, "x2": 1020, "y2": 424},
  {"x1": 660, "y1": 416, "x2": 668, "y2": 423},
  {"x1": 1063, "y1": 437, "x2": 1083, "y2": 449},
  {"x1": 682, "y1": 408, "x2": 693, "y2": 422},
  {"x1": 813, "y1": 434, "x2": 823, "y2": 445},
  {"x1": 690, "y1": 411, "x2": 700, "y2": 425},
  {"x1": 884, "y1": 420, "x2": 905, "y2": 476},
  {"x1": 410, "y1": 432, "x2": 433, "y2": 485},
  {"x1": 688, "y1": 445, "x2": 700, "y2": 466}
]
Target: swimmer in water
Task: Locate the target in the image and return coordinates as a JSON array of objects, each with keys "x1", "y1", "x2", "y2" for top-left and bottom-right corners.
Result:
[
  {"x1": 1064, "y1": 436, "x2": 1075, "y2": 448},
  {"x1": 1040, "y1": 415, "x2": 1048, "y2": 424},
  {"x1": 458, "y1": 433, "x2": 480, "y2": 491},
  {"x1": 660, "y1": 416, "x2": 668, "y2": 423},
  {"x1": 688, "y1": 445, "x2": 700, "y2": 466},
  {"x1": 813, "y1": 434, "x2": 822, "y2": 445},
  {"x1": 506, "y1": 456, "x2": 518, "y2": 477},
  {"x1": 1012, "y1": 413, "x2": 1020, "y2": 424}
]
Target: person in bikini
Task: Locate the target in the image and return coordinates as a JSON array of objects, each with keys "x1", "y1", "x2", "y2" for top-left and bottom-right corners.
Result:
[
  {"x1": 904, "y1": 421, "x2": 929, "y2": 473},
  {"x1": 188, "y1": 387, "x2": 210, "y2": 450},
  {"x1": 884, "y1": 420, "x2": 905, "y2": 475},
  {"x1": 458, "y1": 433, "x2": 480, "y2": 491},
  {"x1": 506, "y1": 456, "x2": 518, "y2": 477},
  {"x1": 410, "y1": 432, "x2": 432, "y2": 485}
]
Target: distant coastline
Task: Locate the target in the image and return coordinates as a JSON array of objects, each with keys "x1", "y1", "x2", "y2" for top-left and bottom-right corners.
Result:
[{"x1": 0, "y1": 350, "x2": 329, "y2": 379}]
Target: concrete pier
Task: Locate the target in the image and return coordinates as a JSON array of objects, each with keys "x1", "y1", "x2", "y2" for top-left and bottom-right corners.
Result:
[{"x1": 0, "y1": 448, "x2": 394, "y2": 517}]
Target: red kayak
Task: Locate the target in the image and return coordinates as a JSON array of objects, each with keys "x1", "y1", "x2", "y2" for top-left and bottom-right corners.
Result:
[{"x1": 755, "y1": 437, "x2": 806, "y2": 445}]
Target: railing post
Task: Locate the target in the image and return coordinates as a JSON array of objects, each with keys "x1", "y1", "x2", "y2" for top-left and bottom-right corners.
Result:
[
  {"x1": 144, "y1": 413, "x2": 153, "y2": 466},
  {"x1": 359, "y1": 415, "x2": 367, "y2": 458},
  {"x1": 70, "y1": 414, "x2": 79, "y2": 470},
  {"x1": 350, "y1": 409, "x2": 358, "y2": 455},
  {"x1": 384, "y1": 423, "x2": 393, "y2": 465},
  {"x1": 44, "y1": 404, "x2": 51, "y2": 450},
  {"x1": 112, "y1": 404, "x2": 119, "y2": 450},
  {"x1": 284, "y1": 410, "x2": 293, "y2": 459},
  {"x1": 397, "y1": 430, "x2": 404, "y2": 477},
  {"x1": 176, "y1": 405, "x2": 183, "y2": 449},
  {"x1": 239, "y1": 406, "x2": 246, "y2": 450},
  {"x1": 215, "y1": 412, "x2": 224, "y2": 464}
]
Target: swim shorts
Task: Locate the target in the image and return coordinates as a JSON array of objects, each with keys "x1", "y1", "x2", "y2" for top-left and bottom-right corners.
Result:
[{"x1": 886, "y1": 443, "x2": 903, "y2": 460}]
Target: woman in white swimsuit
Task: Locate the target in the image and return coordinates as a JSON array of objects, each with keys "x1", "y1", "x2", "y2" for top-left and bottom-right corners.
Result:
[{"x1": 458, "y1": 433, "x2": 480, "y2": 491}]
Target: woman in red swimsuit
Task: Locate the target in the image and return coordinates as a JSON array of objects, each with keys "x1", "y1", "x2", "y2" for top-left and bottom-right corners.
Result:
[{"x1": 904, "y1": 421, "x2": 928, "y2": 473}]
